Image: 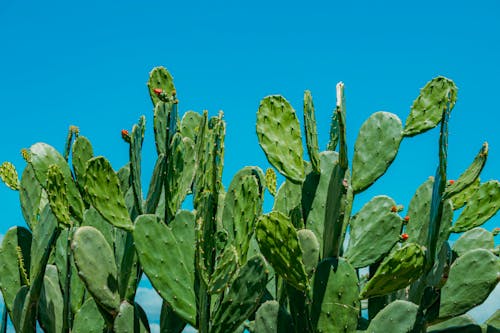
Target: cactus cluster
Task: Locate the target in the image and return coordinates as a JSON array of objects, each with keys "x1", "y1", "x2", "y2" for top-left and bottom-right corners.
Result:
[{"x1": 0, "y1": 67, "x2": 499, "y2": 333}]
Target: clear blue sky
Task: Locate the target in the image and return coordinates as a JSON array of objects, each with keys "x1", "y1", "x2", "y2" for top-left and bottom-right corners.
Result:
[{"x1": 0, "y1": 0, "x2": 499, "y2": 330}]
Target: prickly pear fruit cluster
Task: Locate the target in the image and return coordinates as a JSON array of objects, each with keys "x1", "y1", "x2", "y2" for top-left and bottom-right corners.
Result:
[{"x1": 0, "y1": 68, "x2": 498, "y2": 333}]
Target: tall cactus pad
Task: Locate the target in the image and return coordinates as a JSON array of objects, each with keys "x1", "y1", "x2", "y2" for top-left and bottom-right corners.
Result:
[
  {"x1": 452, "y1": 227, "x2": 494, "y2": 257},
  {"x1": 0, "y1": 226, "x2": 32, "y2": 313},
  {"x1": 406, "y1": 177, "x2": 433, "y2": 244},
  {"x1": 345, "y1": 195, "x2": 402, "y2": 268},
  {"x1": 133, "y1": 212, "x2": 196, "y2": 326},
  {"x1": 403, "y1": 76, "x2": 458, "y2": 137},
  {"x1": 451, "y1": 180, "x2": 500, "y2": 233},
  {"x1": 19, "y1": 165, "x2": 43, "y2": 229},
  {"x1": 256, "y1": 95, "x2": 305, "y2": 183},
  {"x1": 71, "y1": 136, "x2": 94, "y2": 188},
  {"x1": 303, "y1": 90, "x2": 321, "y2": 173},
  {"x1": 255, "y1": 212, "x2": 309, "y2": 291},
  {"x1": 211, "y1": 255, "x2": 268, "y2": 333},
  {"x1": 84, "y1": 156, "x2": 133, "y2": 231},
  {"x1": 180, "y1": 110, "x2": 202, "y2": 142},
  {"x1": 46, "y1": 164, "x2": 71, "y2": 226},
  {"x1": 147, "y1": 66, "x2": 176, "y2": 106},
  {"x1": 444, "y1": 143, "x2": 488, "y2": 199},
  {"x1": 360, "y1": 243, "x2": 425, "y2": 298},
  {"x1": 366, "y1": 300, "x2": 419, "y2": 332},
  {"x1": 352, "y1": 111, "x2": 403, "y2": 193},
  {"x1": 72, "y1": 226, "x2": 120, "y2": 316},
  {"x1": 130, "y1": 116, "x2": 145, "y2": 214},
  {"x1": 440, "y1": 249, "x2": 500, "y2": 319},
  {"x1": 30, "y1": 142, "x2": 84, "y2": 221},
  {"x1": 311, "y1": 258, "x2": 360, "y2": 333},
  {"x1": 0, "y1": 161, "x2": 19, "y2": 190}
]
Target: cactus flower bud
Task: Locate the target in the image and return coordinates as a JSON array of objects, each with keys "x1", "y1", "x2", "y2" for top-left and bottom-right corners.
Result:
[
  {"x1": 493, "y1": 227, "x2": 500, "y2": 236},
  {"x1": 401, "y1": 233, "x2": 409, "y2": 241},
  {"x1": 153, "y1": 88, "x2": 163, "y2": 95},
  {"x1": 391, "y1": 205, "x2": 398, "y2": 212},
  {"x1": 121, "y1": 129, "x2": 130, "y2": 143},
  {"x1": 404, "y1": 216, "x2": 410, "y2": 223},
  {"x1": 448, "y1": 179, "x2": 455, "y2": 185}
]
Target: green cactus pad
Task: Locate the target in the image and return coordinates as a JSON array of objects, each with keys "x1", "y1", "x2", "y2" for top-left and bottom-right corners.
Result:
[
  {"x1": 224, "y1": 174, "x2": 260, "y2": 263},
  {"x1": 153, "y1": 101, "x2": 169, "y2": 155},
  {"x1": 428, "y1": 315, "x2": 481, "y2": 333},
  {"x1": 255, "y1": 300, "x2": 293, "y2": 333},
  {"x1": 211, "y1": 255, "x2": 268, "y2": 333},
  {"x1": 360, "y1": 243, "x2": 425, "y2": 299},
  {"x1": 273, "y1": 178, "x2": 302, "y2": 218},
  {"x1": 130, "y1": 116, "x2": 145, "y2": 214},
  {"x1": 84, "y1": 156, "x2": 133, "y2": 231},
  {"x1": 0, "y1": 161, "x2": 19, "y2": 190},
  {"x1": 303, "y1": 90, "x2": 321, "y2": 173},
  {"x1": 444, "y1": 143, "x2": 488, "y2": 199},
  {"x1": 46, "y1": 164, "x2": 71, "y2": 226},
  {"x1": 166, "y1": 134, "x2": 197, "y2": 220},
  {"x1": 30, "y1": 204, "x2": 57, "y2": 282},
  {"x1": 144, "y1": 154, "x2": 166, "y2": 215},
  {"x1": 113, "y1": 301, "x2": 150, "y2": 333},
  {"x1": 403, "y1": 76, "x2": 458, "y2": 137},
  {"x1": 265, "y1": 168, "x2": 277, "y2": 196},
  {"x1": 256, "y1": 95, "x2": 305, "y2": 183},
  {"x1": 38, "y1": 265, "x2": 63, "y2": 333},
  {"x1": 29, "y1": 142, "x2": 84, "y2": 221},
  {"x1": 72, "y1": 226, "x2": 120, "y2": 316},
  {"x1": 352, "y1": 111, "x2": 403, "y2": 193},
  {"x1": 71, "y1": 136, "x2": 94, "y2": 189},
  {"x1": 72, "y1": 298, "x2": 106, "y2": 333},
  {"x1": 345, "y1": 195, "x2": 402, "y2": 268},
  {"x1": 19, "y1": 165, "x2": 43, "y2": 229},
  {"x1": 311, "y1": 257, "x2": 360, "y2": 333},
  {"x1": 451, "y1": 180, "x2": 500, "y2": 233},
  {"x1": 366, "y1": 300, "x2": 419, "y2": 332},
  {"x1": 147, "y1": 66, "x2": 176, "y2": 106},
  {"x1": 327, "y1": 107, "x2": 339, "y2": 151},
  {"x1": 304, "y1": 151, "x2": 338, "y2": 255},
  {"x1": 451, "y1": 177, "x2": 480, "y2": 210},
  {"x1": 82, "y1": 207, "x2": 114, "y2": 248},
  {"x1": 297, "y1": 229, "x2": 320, "y2": 277},
  {"x1": 406, "y1": 177, "x2": 450, "y2": 247},
  {"x1": 440, "y1": 249, "x2": 500, "y2": 318},
  {"x1": 133, "y1": 212, "x2": 196, "y2": 326},
  {"x1": 255, "y1": 211, "x2": 309, "y2": 291},
  {"x1": 208, "y1": 245, "x2": 239, "y2": 294},
  {"x1": 452, "y1": 227, "x2": 494, "y2": 257},
  {"x1": 0, "y1": 226, "x2": 32, "y2": 313},
  {"x1": 180, "y1": 110, "x2": 202, "y2": 142}
]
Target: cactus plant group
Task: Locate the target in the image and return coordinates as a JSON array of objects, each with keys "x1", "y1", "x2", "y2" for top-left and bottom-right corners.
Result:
[{"x1": 0, "y1": 67, "x2": 499, "y2": 333}]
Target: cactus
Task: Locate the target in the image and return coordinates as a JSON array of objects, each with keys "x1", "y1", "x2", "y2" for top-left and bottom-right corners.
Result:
[{"x1": 0, "y1": 67, "x2": 498, "y2": 333}]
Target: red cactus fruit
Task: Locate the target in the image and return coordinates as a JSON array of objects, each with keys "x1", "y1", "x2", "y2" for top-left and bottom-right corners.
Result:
[
  {"x1": 401, "y1": 233, "x2": 409, "y2": 241},
  {"x1": 153, "y1": 88, "x2": 163, "y2": 95},
  {"x1": 448, "y1": 179, "x2": 455, "y2": 185},
  {"x1": 404, "y1": 216, "x2": 410, "y2": 223},
  {"x1": 121, "y1": 129, "x2": 130, "y2": 143},
  {"x1": 391, "y1": 205, "x2": 398, "y2": 212}
]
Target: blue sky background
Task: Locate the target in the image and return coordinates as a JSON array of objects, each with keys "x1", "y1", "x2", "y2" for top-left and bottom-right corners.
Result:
[{"x1": 0, "y1": 0, "x2": 499, "y2": 331}]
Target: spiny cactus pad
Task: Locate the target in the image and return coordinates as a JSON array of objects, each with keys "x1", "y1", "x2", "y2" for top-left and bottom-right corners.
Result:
[
  {"x1": 352, "y1": 111, "x2": 403, "y2": 193},
  {"x1": 256, "y1": 95, "x2": 305, "y2": 183},
  {"x1": 345, "y1": 195, "x2": 402, "y2": 268},
  {"x1": 451, "y1": 180, "x2": 500, "y2": 233},
  {"x1": 256, "y1": 211, "x2": 309, "y2": 291},
  {"x1": 440, "y1": 249, "x2": 500, "y2": 319},
  {"x1": 403, "y1": 76, "x2": 458, "y2": 137},
  {"x1": 83, "y1": 156, "x2": 133, "y2": 231},
  {"x1": 133, "y1": 212, "x2": 196, "y2": 326},
  {"x1": 72, "y1": 226, "x2": 120, "y2": 316},
  {"x1": 360, "y1": 243, "x2": 425, "y2": 298}
]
